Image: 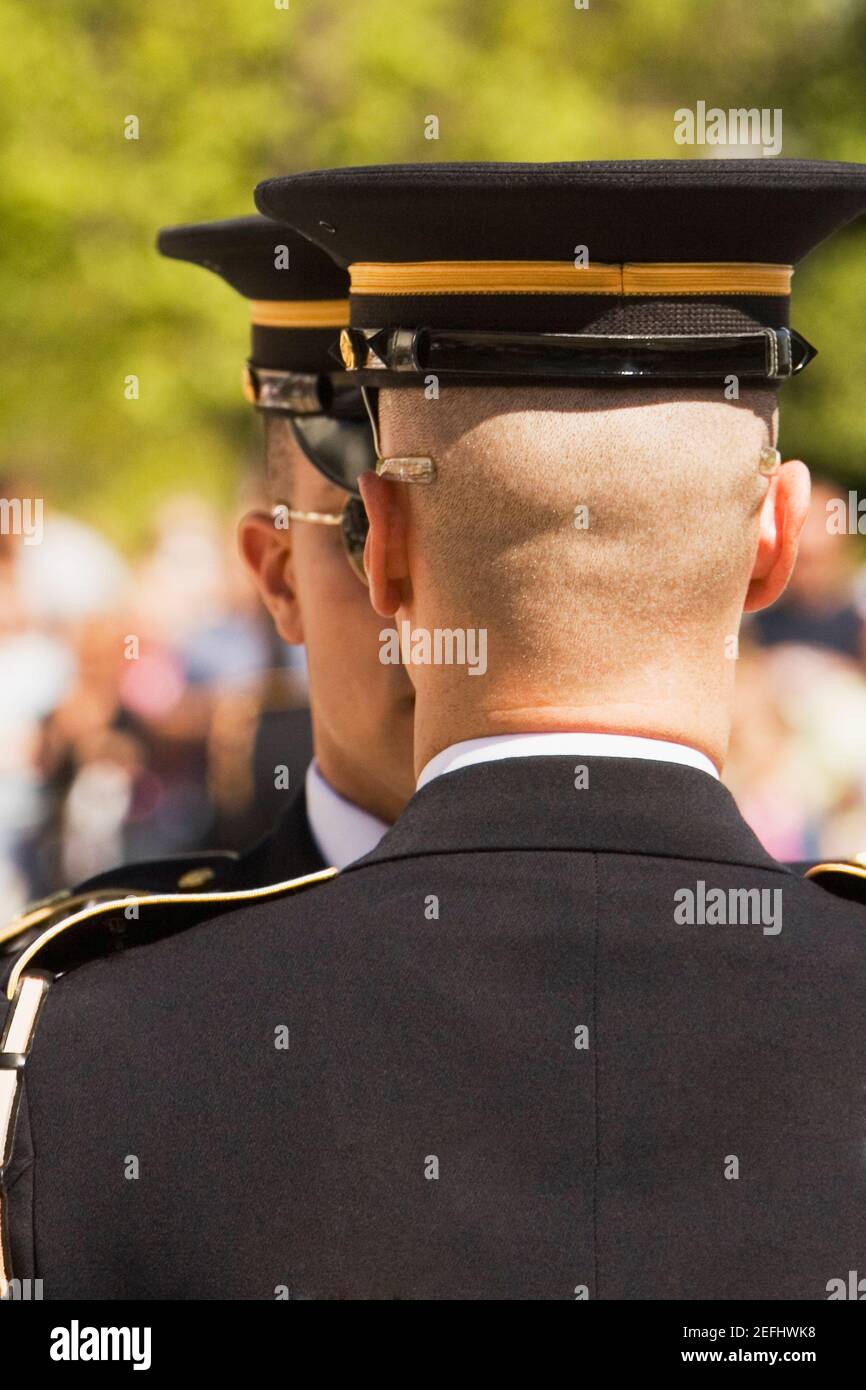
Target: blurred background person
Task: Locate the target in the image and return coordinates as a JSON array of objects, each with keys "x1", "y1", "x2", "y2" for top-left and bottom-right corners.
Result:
[
  {"x1": 749, "y1": 476, "x2": 866, "y2": 661},
  {"x1": 729, "y1": 477, "x2": 866, "y2": 861}
]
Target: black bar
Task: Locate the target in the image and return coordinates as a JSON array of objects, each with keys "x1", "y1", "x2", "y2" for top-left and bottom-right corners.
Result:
[{"x1": 348, "y1": 325, "x2": 817, "y2": 382}]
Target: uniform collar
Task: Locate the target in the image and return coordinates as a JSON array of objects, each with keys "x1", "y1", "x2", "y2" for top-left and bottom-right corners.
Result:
[
  {"x1": 304, "y1": 761, "x2": 390, "y2": 870},
  {"x1": 350, "y1": 755, "x2": 781, "y2": 876},
  {"x1": 417, "y1": 732, "x2": 719, "y2": 789}
]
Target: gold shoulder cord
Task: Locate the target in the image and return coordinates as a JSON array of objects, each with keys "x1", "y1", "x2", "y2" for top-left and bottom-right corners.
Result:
[
  {"x1": 804, "y1": 859, "x2": 866, "y2": 889},
  {"x1": 0, "y1": 974, "x2": 49, "y2": 1299},
  {"x1": 0, "y1": 886, "x2": 153, "y2": 950},
  {"x1": 0, "y1": 865, "x2": 337, "y2": 1298}
]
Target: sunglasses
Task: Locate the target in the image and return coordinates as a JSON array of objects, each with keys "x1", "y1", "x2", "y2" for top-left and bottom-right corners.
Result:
[
  {"x1": 273, "y1": 493, "x2": 370, "y2": 585},
  {"x1": 250, "y1": 368, "x2": 434, "y2": 584},
  {"x1": 287, "y1": 410, "x2": 376, "y2": 496},
  {"x1": 245, "y1": 365, "x2": 379, "y2": 492},
  {"x1": 245, "y1": 365, "x2": 375, "y2": 582},
  {"x1": 281, "y1": 386, "x2": 439, "y2": 584}
]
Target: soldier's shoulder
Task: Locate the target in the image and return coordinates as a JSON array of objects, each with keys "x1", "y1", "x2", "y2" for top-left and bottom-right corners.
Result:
[
  {"x1": 0, "y1": 854, "x2": 336, "y2": 1298},
  {"x1": 0, "y1": 850, "x2": 239, "y2": 960},
  {"x1": 0, "y1": 854, "x2": 338, "y2": 1005},
  {"x1": 789, "y1": 854, "x2": 866, "y2": 909}
]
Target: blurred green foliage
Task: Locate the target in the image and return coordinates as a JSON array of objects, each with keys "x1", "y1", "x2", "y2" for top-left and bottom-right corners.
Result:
[{"x1": 1, "y1": 0, "x2": 866, "y2": 543}]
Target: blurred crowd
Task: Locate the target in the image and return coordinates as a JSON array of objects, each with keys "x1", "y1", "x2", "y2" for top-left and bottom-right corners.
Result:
[
  {"x1": 1, "y1": 476, "x2": 865, "y2": 919},
  {"x1": 0, "y1": 485, "x2": 312, "y2": 919},
  {"x1": 730, "y1": 479, "x2": 866, "y2": 862}
]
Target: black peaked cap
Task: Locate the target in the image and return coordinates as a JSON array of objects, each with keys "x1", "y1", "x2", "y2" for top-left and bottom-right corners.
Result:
[
  {"x1": 254, "y1": 161, "x2": 866, "y2": 268},
  {"x1": 156, "y1": 215, "x2": 348, "y2": 372},
  {"x1": 255, "y1": 161, "x2": 866, "y2": 357},
  {"x1": 157, "y1": 214, "x2": 347, "y2": 299}
]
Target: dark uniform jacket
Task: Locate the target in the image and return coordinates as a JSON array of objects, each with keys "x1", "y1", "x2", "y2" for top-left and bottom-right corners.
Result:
[
  {"x1": 3, "y1": 757, "x2": 866, "y2": 1300},
  {"x1": 0, "y1": 782, "x2": 326, "y2": 963}
]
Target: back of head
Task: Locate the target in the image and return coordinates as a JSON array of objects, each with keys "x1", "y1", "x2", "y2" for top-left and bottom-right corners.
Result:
[{"x1": 380, "y1": 385, "x2": 776, "y2": 691}]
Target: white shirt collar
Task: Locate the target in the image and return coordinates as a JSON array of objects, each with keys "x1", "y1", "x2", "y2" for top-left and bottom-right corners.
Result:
[
  {"x1": 304, "y1": 761, "x2": 390, "y2": 869},
  {"x1": 417, "y1": 732, "x2": 719, "y2": 790}
]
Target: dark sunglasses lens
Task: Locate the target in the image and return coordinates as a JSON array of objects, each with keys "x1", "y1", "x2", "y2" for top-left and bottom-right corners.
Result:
[
  {"x1": 289, "y1": 415, "x2": 377, "y2": 493},
  {"x1": 341, "y1": 495, "x2": 370, "y2": 582}
]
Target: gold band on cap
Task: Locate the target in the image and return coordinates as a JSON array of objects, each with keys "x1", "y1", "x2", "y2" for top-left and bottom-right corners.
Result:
[
  {"x1": 250, "y1": 299, "x2": 349, "y2": 328},
  {"x1": 622, "y1": 264, "x2": 792, "y2": 295},
  {"x1": 348, "y1": 261, "x2": 793, "y2": 298}
]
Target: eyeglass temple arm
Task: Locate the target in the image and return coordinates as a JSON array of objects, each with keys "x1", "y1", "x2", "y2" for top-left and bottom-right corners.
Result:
[
  {"x1": 272, "y1": 503, "x2": 343, "y2": 526},
  {"x1": 360, "y1": 385, "x2": 436, "y2": 483}
]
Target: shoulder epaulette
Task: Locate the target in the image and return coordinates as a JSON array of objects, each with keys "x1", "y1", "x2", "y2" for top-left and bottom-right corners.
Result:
[
  {"x1": 75, "y1": 849, "x2": 242, "y2": 896},
  {"x1": 2, "y1": 865, "x2": 338, "y2": 1002},
  {"x1": 0, "y1": 851, "x2": 245, "y2": 958},
  {"x1": 0, "y1": 863, "x2": 337, "y2": 1298},
  {"x1": 803, "y1": 855, "x2": 866, "y2": 905}
]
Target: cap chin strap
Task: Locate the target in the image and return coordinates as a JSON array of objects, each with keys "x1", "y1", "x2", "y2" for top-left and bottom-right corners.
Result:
[
  {"x1": 345, "y1": 326, "x2": 816, "y2": 384},
  {"x1": 361, "y1": 386, "x2": 436, "y2": 483}
]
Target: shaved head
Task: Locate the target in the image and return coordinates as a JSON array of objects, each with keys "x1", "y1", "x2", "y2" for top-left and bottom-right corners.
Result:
[
  {"x1": 262, "y1": 413, "x2": 296, "y2": 500},
  {"x1": 380, "y1": 385, "x2": 775, "y2": 664},
  {"x1": 363, "y1": 383, "x2": 806, "y2": 774}
]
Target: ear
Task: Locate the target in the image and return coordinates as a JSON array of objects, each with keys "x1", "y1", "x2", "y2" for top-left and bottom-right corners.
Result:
[
  {"x1": 358, "y1": 472, "x2": 410, "y2": 619},
  {"x1": 237, "y1": 510, "x2": 304, "y2": 644},
  {"x1": 744, "y1": 460, "x2": 811, "y2": 613}
]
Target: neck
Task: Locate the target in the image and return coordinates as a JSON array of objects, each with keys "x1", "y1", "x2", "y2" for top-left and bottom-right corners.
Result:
[
  {"x1": 312, "y1": 725, "x2": 406, "y2": 825},
  {"x1": 411, "y1": 676, "x2": 733, "y2": 782}
]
